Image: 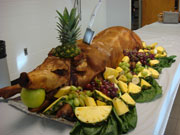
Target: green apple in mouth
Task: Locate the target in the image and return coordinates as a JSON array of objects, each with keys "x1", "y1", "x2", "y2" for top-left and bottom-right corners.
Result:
[{"x1": 21, "y1": 88, "x2": 46, "y2": 108}]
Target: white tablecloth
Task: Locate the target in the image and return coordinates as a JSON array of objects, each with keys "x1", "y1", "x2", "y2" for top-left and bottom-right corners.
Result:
[{"x1": 1, "y1": 22, "x2": 180, "y2": 135}]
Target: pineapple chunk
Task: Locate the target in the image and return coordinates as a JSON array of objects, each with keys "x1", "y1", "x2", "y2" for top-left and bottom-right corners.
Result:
[
  {"x1": 95, "y1": 90, "x2": 112, "y2": 101},
  {"x1": 150, "y1": 42, "x2": 158, "y2": 49},
  {"x1": 141, "y1": 79, "x2": 151, "y2": 88},
  {"x1": 54, "y1": 86, "x2": 71, "y2": 98},
  {"x1": 118, "y1": 75, "x2": 127, "y2": 82},
  {"x1": 43, "y1": 96, "x2": 65, "y2": 113},
  {"x1": 148, "y1": 67, "x2": 159, "y2": 79},
  {"x1": 115, "y1": 67, "x2": 123, "y2": 73},
  {"x1": 85, "y1": 96, "x2": 96, "y2": 106},
  {"x1": 128, "y1": 82, "x2": 141, "y2": 94},
  {"x1": 156, "y1": 46, "x2": 165, "y2": 54},
  {"x1": 113, "y1": 98, "x2": 129, "y2": 116},
  {"x1": 155, "y1": 52, "x2": 167, "y2": 58},
  {"x1": 150, "y1": 49, "x2": 154, "y2": 54},
  {"x1": 142, "y1": 41, "x2": 147, "y2": 48},
  {"x1": 138, "y1": 49, "x2": 144, "y2": 52},
  {"x1": 104, "y1": 67, "x2": 119, "y2": 79},
  {"x1": 144, "y1": 49, "x2": 149, "y2": 53},
  {"x1": 122, "y1": 56, "x2": 130, "y2": 63},
  {"x1": 149, "y1": 60, "x2": 159, "y2": 66},
  {"x1": 107, "y1": 75, "x2": 118, "y2": 84},
  {"x1": 118, "y1": 81, "x2": 128, "y2": 93},
  {"x1": 96, "y1": 100, "x2": 106, "y2": 106},
  {"x1": 121, "y1": 93, "x2": 136, "y2": 106},
  {"x1": 75, "y1": 106, "x2": 112, "y2": 124}
]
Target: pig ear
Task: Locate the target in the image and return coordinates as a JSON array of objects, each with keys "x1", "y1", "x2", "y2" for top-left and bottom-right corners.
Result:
[{"x1": 19, "y1": 72, "x2": 30, "y2": 88}]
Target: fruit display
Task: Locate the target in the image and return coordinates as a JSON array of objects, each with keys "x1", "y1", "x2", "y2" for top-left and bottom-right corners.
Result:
[{"x1": 0, "y1": 7, "x2": 176, "y2": 135}]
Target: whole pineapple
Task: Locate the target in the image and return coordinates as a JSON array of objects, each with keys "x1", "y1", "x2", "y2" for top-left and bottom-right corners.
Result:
[{"x1": 53, "y1": 8, "x2": 81, "y2": 58}]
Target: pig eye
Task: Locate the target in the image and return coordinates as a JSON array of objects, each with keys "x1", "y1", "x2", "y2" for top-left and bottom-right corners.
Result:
[{"x1": 52, "y1": 69, "x2": 67, "y2": 76}]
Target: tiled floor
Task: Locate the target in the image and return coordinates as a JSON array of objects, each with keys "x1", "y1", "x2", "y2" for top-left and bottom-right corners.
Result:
[{"x1": 165, "y1": 87, "x2": 180, "y2": 135}]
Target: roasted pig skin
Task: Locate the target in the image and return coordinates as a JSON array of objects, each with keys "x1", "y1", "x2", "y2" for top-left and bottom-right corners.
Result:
[
  {"x1": 75, "y1": 26, "x2": 142, "y2": 86},
  {"x1": 19, "y1": 56, "x2": 71, "y2": 92},
  {"x1": 0, "y1": 26, "x2": 142, "y2": 98}
]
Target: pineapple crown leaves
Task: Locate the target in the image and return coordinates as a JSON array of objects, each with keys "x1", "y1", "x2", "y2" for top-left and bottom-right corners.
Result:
[{"x1": 56, "y1": 8, "x2": 81, "y2": 45}]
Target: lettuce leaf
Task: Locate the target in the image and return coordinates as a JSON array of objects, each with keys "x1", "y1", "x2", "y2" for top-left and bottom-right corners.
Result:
[
  {"x1": 130, "y1": 76, "x2": 162, "y2": 103},
  {"x1": 153, "y1": 55, "x2": 176, "y2": 73},
  {"x1": 70, "y1": 106, "x2": 137, "y2": 135}
]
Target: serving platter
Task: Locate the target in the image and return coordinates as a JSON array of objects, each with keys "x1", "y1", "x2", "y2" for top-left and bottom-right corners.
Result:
[{"x1": 8, "y1": 97, "x2": 74, "y2": 127}]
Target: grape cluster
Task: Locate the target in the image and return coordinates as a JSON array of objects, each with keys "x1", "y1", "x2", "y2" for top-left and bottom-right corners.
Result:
[
  {"x1": 133, "y1": 63, "x2": 144, "y2": 74},
  {"x1": 67, "y1": 86, "x2": 92, "y2": 107},
  {"x1": 123, "y1": 49, "x2": 155, "y2": 66},
  {"x1": 85, "y1": 80, "x2": 118, "y2": 98}
]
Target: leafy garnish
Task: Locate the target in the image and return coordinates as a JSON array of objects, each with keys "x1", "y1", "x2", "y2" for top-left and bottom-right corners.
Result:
[
  {"x1": 70, "y1": 106, "x2": 137, "y2": 135},
  {"x1": 153, "y1": 55, "x2": 176, "y2": 73},
  {"x1": 130, "y1": 76, "x2": 162, "y2": 103}
]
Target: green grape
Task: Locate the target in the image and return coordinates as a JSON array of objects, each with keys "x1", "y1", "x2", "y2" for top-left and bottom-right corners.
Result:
[
  {"x1": 68, "y1": 93, "x2": 73, "y2": 99},
  {"x1": 126, "y1": 72, "x2": 133, "y2": 79},
  {"x1": 85, "y1": 90, "x2": 92, "y2": 97},
  {"x1": 119, "y1": 62, "x2": 123, "y2": 67},
  {"x1": 141, "y1": 71, "x2": 148, "y2": 76},
  {"x1": 71, "y1": 91, "x2": 78, "y2": 98},
  {"x1": 124, "y1": 67, "x2": 130, "y2": 73},
  {"x1": 133, "y1": 68, "x2": 137, "y2": 73},
  {"x1": 126, "y1": 63, "x2": 130, "y2": 67},
  {"x1": 127, "y1": 78, "x2": 131, "y2": 82},
  {"x1": 121, "y1": 65, "x2": 126, "y2": 70},
  {"x1": 136, "y1": 67, "x2": 142, "y2": 72},
  {"x1": 79, "y1": 94, "x2": 86, "y2": 100},
  {"x1": 70, "y1": 85, "x2": 78, "y2": 91},
  {"x1": 136, "y1": 63, "x2": 141, "y2": 68},
  {"x1": 73, "y1": 98, "x2": 80, "y2": 107},
  {"x1": 79, "y1": 98, "x2": 85, "y2": 106},
  {"x1": 77, "y1": 86, "x2": 83, "y2": 90},
  {"x1": 139, "y1": 66, "x2": 144, "y2": 71}
]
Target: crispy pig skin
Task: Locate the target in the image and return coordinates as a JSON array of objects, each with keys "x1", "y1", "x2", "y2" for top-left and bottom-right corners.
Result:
[
  {"x1": 0, "y1": 84, "x2": 21, "y2": 99},
  {"x1": 19, "y1": 56, "x2": 71, "y2": 92},
  {"x1": 75, "y1": 26, "x2": 142, "y2": 86},
  {"x1": 0, "y1": 26, "x2": 142, "y2": 98}
]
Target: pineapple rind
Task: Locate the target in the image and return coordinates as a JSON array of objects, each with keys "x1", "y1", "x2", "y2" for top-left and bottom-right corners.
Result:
[{"x1": 75, "y1": 106, "x2": 112, "y2": 124}]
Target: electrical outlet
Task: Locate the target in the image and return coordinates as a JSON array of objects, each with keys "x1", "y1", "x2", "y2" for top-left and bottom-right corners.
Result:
[{"x1": 24, "y1": 48, "x2": 28, "y2": 56}]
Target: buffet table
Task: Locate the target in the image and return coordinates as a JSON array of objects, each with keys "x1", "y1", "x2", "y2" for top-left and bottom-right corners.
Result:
[{"x1": 1, "y1": 22, "x2": 180, "y2": 135}]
